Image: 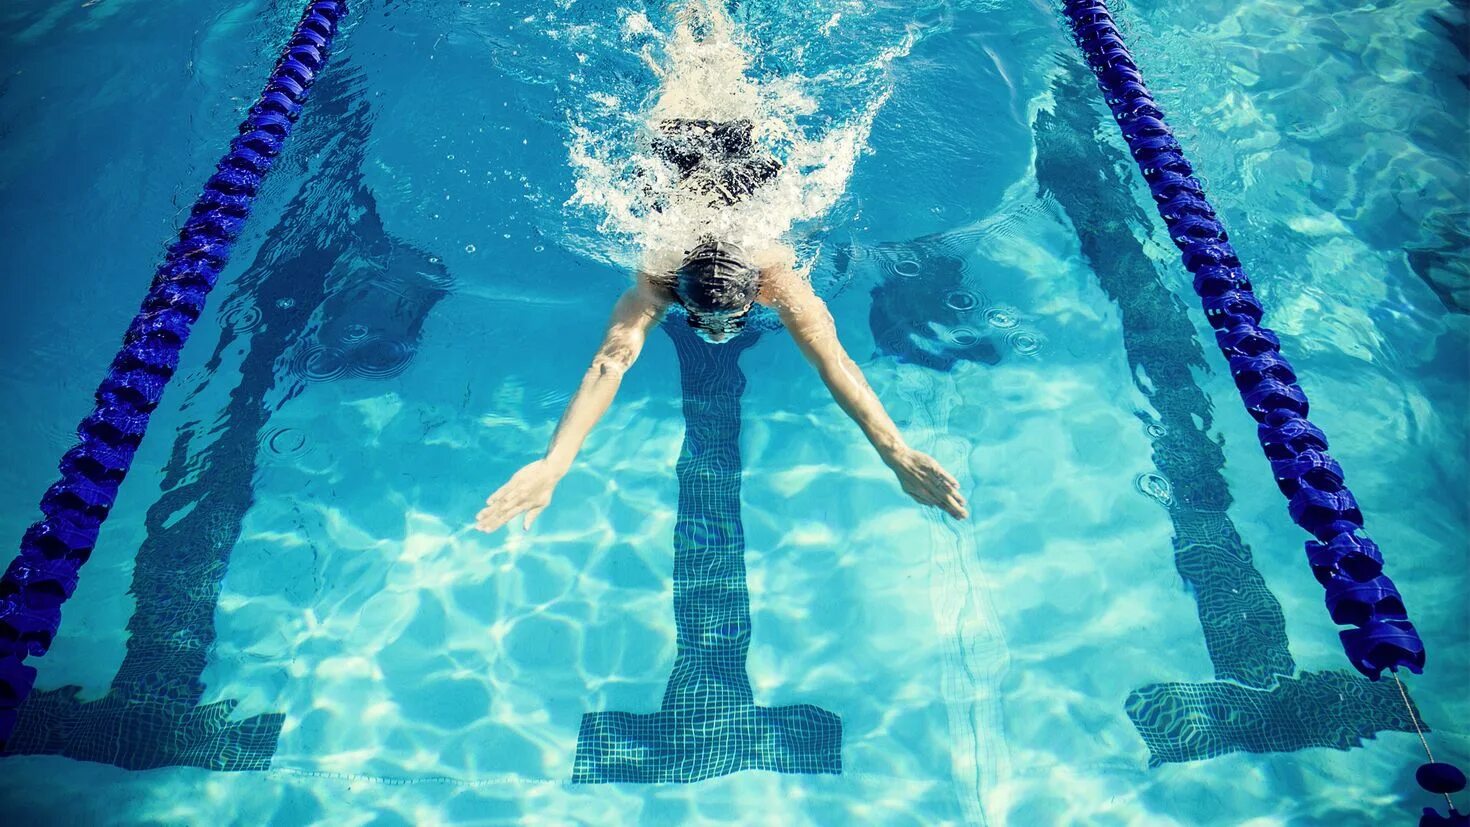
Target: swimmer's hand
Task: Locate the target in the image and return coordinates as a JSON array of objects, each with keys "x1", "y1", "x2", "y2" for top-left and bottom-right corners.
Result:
[
  {"x1": 475, "y1": 286, "x2": 665, "y2": 535},
  {"x1": 885, "y1": 448, "x2": 969, "y2": 520},
  {"x1": 476, "y1": 459, "x2": 563, "y2": 533}
]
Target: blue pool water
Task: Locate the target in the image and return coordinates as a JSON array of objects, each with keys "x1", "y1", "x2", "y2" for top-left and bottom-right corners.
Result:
[{"x1": 1, "y1": 0, "x2": 1467, "y2": 823}]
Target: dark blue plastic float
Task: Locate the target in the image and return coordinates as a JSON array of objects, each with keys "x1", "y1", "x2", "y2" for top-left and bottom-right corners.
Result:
[
  {"x1": 0, "y1": 0, "x2": 348, "y2": 747},
  {"x1": 1421, "y1": 763, "x2": 1469, "y2": 796},
  {"x1": 1421, "y1": 807, "x2": 1470, "y2": 827}
]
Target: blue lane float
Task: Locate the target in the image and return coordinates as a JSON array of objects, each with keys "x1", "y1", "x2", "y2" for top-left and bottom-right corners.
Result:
[
  {"x1": 0, "y1": 0, "x2": 348, "y2": 747},
  {"x1": 1059, "y1": 0, "x2": 1424, "y2": 681}
]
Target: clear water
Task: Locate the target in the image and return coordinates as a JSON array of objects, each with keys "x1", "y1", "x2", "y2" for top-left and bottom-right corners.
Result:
[{"x1": 1, "y1": 0, "x2": 1466, "y2": 823}]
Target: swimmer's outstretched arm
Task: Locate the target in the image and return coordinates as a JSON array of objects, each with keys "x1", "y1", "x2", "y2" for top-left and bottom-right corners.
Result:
[
  {"x1": 762, "y1": 268, "x2": 970, "y2": 520},
  {"x1": 475, "y1": 283, "x2": 668, "y2": 534}
]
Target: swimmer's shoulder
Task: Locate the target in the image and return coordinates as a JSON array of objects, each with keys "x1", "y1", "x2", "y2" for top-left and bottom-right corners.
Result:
[
  {"x1": 751, "y1": 244, "x2": 798, "y2": 274},
  {"x1": 754, "y1": 246, "x2": 815, "y2": 308},
  {"x1": 634, "y1": 259, "x2": 678, "y2": 305}
]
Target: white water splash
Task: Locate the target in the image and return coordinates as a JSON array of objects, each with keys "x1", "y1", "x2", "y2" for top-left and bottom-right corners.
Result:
[{"x1": 564, "y1": 0, "x2": 915, "y2": 275}]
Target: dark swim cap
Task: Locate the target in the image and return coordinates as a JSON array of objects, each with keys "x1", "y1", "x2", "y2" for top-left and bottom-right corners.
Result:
[{"x1": 675, "y1": 240, "x2": 760, "y2": 341}]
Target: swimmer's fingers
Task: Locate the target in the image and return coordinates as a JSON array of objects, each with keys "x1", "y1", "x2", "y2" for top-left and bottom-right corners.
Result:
[
  {"x1": 475, "y1": 501, "x2": 518, "y2": 534},
  {"x1": 475, "y1": 505, "x2": 503, "y2": 531},
  {"x1": 926, "y1": 483, "x2": 968, "y2": 520},
  {"x1": 929, "y1": 472, "x2": 968, "y2": 520},
  {"x1": 897, "y1": 472, "x2": 968, "y2": 520},
  {"x1": 911, "y1": 472, "x2": 951, "y2": 502},
  {"x1": 903, "y1": 478, "x2": 948, "y2": 511},
  {"x1": 913, "y1": 460, "x2": 968, "y2": 520},
  {"x1": 476, "y1": 488, "x2": 530, "y2": 533},
  {"x1": 476, "y1": 465, "x2": 557, "y2": 534},
  {"x1": 919, "y1": 457, "x2": 959, "y2": 491},
  {"x1": 940, "y1": 488, "x2": 970, "y2": 520}
]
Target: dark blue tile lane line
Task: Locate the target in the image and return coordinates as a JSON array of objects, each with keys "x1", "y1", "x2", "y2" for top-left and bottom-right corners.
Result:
[
  {"x1": 2, "y1": 64, "x2": 450, "y2": 771},
  {"x1": 572, "y1": 323, "x2": 842, "y2": 783},
  {"x1": 1035, "y1": 60, "x2": 1416, "y2": 765}
]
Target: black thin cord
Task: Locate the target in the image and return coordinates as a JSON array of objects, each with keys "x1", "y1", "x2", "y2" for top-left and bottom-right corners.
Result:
[{"x1": 1394, "y1": 669, "x2": 1456, "y2": 812}]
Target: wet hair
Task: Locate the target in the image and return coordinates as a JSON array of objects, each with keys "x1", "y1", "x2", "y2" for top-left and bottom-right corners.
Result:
[{"x1": 674, "y1": 239, "x2": 760, "y2": 341}]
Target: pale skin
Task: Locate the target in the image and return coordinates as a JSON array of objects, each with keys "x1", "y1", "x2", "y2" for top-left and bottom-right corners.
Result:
[{"x1": 474, "y1": 256, "x2": 970, "y2": 533}]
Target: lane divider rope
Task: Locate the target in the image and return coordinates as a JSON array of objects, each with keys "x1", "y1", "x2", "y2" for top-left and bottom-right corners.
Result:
[
  {"x1": 1060, "y1": 0, "x2": 1423, "y2": 681},
  {"x1": 1059, "y1": 3, "x2": 1465, "y2": 822},
  {"x1": 0, "y1": 0, "x2": 349, "y2": 747}
]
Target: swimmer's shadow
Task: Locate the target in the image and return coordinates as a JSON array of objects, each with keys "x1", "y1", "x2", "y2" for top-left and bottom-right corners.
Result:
[{"x1": 570, "y1": 324, "x2": 841, "y2": 783}]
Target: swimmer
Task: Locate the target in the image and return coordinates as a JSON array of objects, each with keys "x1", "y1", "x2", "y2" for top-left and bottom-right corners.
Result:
[{"x1": 475, "y1": 3, "x2": 968, "y2": 533}]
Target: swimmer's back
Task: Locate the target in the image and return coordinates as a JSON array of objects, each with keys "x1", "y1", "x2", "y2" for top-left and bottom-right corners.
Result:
[{"x1": 651, "y1": 118, "x2": 781, "y2": 207}]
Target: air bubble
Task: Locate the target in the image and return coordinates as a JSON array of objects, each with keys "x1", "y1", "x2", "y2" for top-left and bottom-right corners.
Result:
[
  {"x1": 985, "y1": 307, "x2": 1019, "y2": 329},
  {"x1": 219, "y1": 302, "x2": 262, "y2": 333},
  {"x1": 947, "y1": 327, "x2": 981, "y2": 347},
  {"x1": 350, "y1": 338, "x2": 414, "y2": 380},
  {"x1": 264, "y1": 427, "x2": 307, "y2": 457},
  {"x1": 893, "y1": 259, "x2": 921, "y2": 278},
  {"x1": 342, "y1": 323, "x2": 370, "y2": 343},
  {"x1": 1146, "y1": 423, "x2": 1168, "y2": 439},
  {"x1": 291, "y1": 344, "x2": 349, "y2": 381},
  {"x1": 465, "y1": 244, "x2": 477, "y2": 253},
  {"x1": 276, "y1": 297, "x2": 296, "y2": 310},
  {"x1": 1135, "y1": 472, "x2": 1174, "y2": 507},
  {"x1": 1008, "y1": 330, "x2": 1043, "y2": 355},
  {"x1": 944, "y1": 289, "x2": 980, "y2": 312}
]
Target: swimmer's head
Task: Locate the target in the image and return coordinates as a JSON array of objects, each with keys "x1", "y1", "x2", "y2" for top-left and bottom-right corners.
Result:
[{"x1": 675, "y1": 239, "x2": 760, "y2": 343}]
